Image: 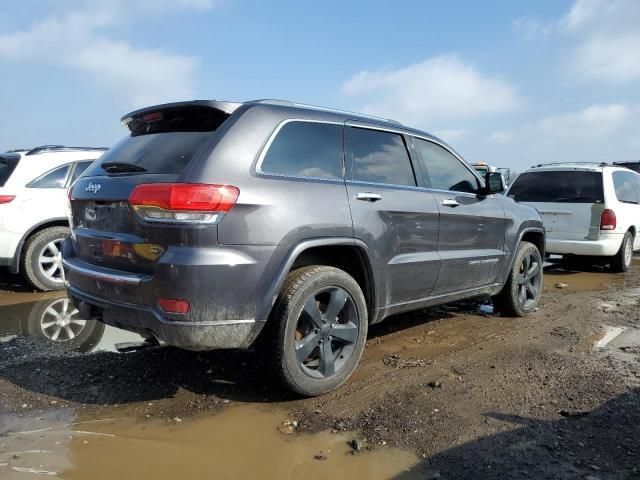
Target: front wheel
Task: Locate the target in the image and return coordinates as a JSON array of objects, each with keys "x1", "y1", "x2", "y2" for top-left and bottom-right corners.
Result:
[
  {"x1": 493, "y1": 241, "x2": 543, "y2": 317},
  {"x1": 267, "y1": 266, "x2": 368, "y2": 397},
  {"x1": 610, "y1": 231, "x2": 634, "y2": 273}
]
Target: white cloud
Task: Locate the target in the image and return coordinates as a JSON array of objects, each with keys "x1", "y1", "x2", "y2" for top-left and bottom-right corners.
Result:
[
  {"x1": 0, "y1": 2, "x2": 218, "y2": 107},
  {"x1": 512, "y1": 17, "x2": 554, "y2": 39},
  {"x1": 562, "y1": 0, "x2": 640, "y2": 83},
  {"x1": 433, "y1": 129, "x2": 470, "y2": 142},
  {"x1": 341, "y1": 54, "x2": 521, "y2": 128},
  {"x1": 482, "y1": 104, "x2": 637, "y2": 170},
  {"x1": 489, "y1": 130, "x2": 514, "y2": 143}
]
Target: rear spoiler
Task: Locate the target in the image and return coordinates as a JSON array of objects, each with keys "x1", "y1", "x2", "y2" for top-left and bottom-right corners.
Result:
[{"x1": 120, "y1": 100, "x2": 243, "y2": 129}]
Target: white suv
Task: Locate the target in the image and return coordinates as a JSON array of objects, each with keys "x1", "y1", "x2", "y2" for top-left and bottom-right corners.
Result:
[
  {"x1": 0, "y1": 146, "x2": 106, "y2": 290},
  {"x1": 507, "y1": 163, "x2": 640, "y2": 272}
]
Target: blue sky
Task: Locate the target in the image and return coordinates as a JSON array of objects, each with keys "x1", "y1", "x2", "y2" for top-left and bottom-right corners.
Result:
[{"x1": 1, "y1": 0, "x2": 639, "y2": 171}]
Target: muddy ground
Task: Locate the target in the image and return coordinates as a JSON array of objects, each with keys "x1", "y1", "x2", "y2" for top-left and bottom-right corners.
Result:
[{"x1": 1, "y1": 259, "x2": 639, "y2": 479}]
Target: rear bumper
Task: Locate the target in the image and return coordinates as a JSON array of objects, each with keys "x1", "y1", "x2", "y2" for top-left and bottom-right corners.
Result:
[
  {"x1": 546, "y1": 233, "x2": 623, "y2": 257},
  {"x1": 0, "y1": 230, "x2": 21, "y2": 270},
  {"x1": 67, "y1": 285, "x2": 260, "y2": 350},
  {"x1": 62, "y1": 240, "x2": 284, "y2": 350}
]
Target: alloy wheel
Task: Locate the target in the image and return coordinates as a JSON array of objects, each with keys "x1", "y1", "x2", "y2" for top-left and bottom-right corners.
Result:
[
  {"x1": 294, "y1": 286, "x2": 359, "y2": 379},
  {"x1": 38, "y1": 239, "x2": 64, "y2": 283},
  {"x1": 517, "y1": 252, "x2": 542, "y2": 309}
]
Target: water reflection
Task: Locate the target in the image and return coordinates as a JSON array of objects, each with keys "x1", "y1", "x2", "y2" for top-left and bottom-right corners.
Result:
[{"x1": 0, "y1": 294, "x2": 142, "y2": 353}]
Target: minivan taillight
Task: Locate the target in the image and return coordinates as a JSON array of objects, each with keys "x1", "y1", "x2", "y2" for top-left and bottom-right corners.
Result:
[
  {"x1": 600, "y1": 209, "x2": 617, "y2": 231},
  {"x1": 0, "y1": 195, "x2": 15, "y2": 204},
  {"x1": 129, "y1": 183, "x2": 239, "y2": 224}
]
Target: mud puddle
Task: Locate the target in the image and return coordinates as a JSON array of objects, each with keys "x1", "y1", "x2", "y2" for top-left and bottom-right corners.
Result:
[
  {"x1": 543, "y1": 266, "x2": 623, "y2": 292},
  {"x1": 0, "y1": 293, "x2": 142, "y2": 353},
  {"x1": 1, "y1": 405, "x2": 422, "y2": 480}
]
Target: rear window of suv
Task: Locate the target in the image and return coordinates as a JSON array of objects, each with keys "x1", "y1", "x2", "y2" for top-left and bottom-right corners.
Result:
[
  {"x1": 0, "y1": 155, "x2": 20, "y2": 187},
  {"x1": 94, "y1": 106, "x2": 230, "y2": 175},
  {"x1": 508, "y1": 171, "x2": 604, "y2": 203}
]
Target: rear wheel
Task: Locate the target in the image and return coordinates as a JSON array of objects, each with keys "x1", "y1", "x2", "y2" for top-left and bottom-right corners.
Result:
[
  {"x1": 21, "y1": 226, "x2": 69, "y2": 291},
  {"x1": 267, "y1": 266, "x2": 368, "y2": 396},
  {"x1": 493, "y1": 241, "x2": 543, "y2": 317},
  {"x1": 610, "y1": 231, "x2": 634, "y2": 273}
]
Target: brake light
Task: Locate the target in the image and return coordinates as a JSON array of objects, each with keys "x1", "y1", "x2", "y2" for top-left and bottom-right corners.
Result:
[
  {"x1": 0, "y1": 195, "x2": 15, "y2": 204},
  {"x1": 129, "y1": 183, "x2": 239, "y2": 224},
  {"x1": 600, "y1": 209, "x2": 617, "y2": 230},
  {"x1": 158, "y1": 298, "x2": 190, "y2": 314}
]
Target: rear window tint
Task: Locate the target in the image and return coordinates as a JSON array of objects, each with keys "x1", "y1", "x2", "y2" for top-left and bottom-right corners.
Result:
[
  {"x1": 508, "y1": 171, "x2": 604, "y2": 203},
  {"x1": 0, "y1": 155, "x2": 20, "y2": 187},
  {"x1": 95, "y1": 132, "x2": 212, "y2": 175},
  {"x1": 261, "y1": 122, "x2": 343, "y2": 179},
  {"x1": 95, "y1": 106, "x2": 229, "y2": 175}
]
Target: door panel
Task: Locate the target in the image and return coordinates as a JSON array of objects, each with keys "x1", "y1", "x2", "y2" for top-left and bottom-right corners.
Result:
[
  {"x1": 345, "y1": 125, "x2": 440, "y2": 307},
  {"x1": 410, "y1": 136, "x2": 506, "y2": 295},
  {"x1": 347, "y1": 182, "x2": 440, "y2": 305},
  {"x1": 431, "y1": 192, "x2": 506, "y2": 294}
]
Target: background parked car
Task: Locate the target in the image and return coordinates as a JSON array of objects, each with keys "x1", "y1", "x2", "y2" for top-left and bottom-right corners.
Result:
[
  {"x1": 0, "y1": 146, "x2": 106, "y2": 290},
  {"x1": 507, "y1": 162, "x2": 640, "y2": 272}
]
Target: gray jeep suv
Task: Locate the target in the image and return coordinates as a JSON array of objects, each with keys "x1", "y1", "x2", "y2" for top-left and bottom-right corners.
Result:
[{"x1": 63, "y1": 99, "x2": 544, "y2": 396}]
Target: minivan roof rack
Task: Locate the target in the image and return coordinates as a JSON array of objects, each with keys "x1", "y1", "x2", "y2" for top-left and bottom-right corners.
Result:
[
  {"x1": 251, "y1": 99, "x2": 403, "y2": 126},
  {"x1": 25, "y1": 145, "x2": 108, "y2": 156},
  {"x1": 531, "y1": 161, "x2": 609, "y2": 168}
]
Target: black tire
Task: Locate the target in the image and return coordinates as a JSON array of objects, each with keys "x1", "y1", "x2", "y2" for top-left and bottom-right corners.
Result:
[
  {"x1": 610, "y1": 231, "x2": 634, "y2": 273},
  {"x1": 266, "y1": 266, "x2": 368, "y2": 397},
  {"x1": 493, "y1": 241, "x2": 543, "y2": 317},
  {"x1": 21, "y1": 226, "x2": 69, "y2": 291}
]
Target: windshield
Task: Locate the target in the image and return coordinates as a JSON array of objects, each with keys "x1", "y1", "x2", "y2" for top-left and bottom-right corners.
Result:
[{"x1": 508, "y1": 171, "x2": 604, "y2": 203}]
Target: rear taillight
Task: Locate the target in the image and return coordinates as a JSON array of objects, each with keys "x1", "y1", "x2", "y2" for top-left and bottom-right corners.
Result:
[
  {"x1": 0, "y1": 195, "x2": 15, "y2": 204},
  {"x1": 129, "y1": 183, "x2": 239, "y2": 224},
  {"x1": 600, "y1": 209, "x2": 617, "y2": 230}
]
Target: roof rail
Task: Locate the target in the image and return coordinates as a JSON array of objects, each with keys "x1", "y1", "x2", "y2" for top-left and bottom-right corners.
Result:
[
  {"x1": 251, "y1": 99, "x2": 403, "y2": 126},
  {"x1": 25, "y1": 145, "x2": 108, "y2": 156},
  {"x1": 531, "y1": 161, "x2": 609, "y2": 168}
]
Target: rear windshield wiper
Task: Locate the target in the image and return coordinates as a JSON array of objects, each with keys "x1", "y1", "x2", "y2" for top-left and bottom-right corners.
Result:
[{"x1": 101, "y1": 162, "x2": 147, "y2": 174}]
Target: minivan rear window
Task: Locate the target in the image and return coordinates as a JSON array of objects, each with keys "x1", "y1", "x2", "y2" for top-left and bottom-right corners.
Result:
[
  {"x1": 95, "y1": 106, "x2": 230, "y2": 175},
  {"x1": 508, "y1": 171, "x2": 604, "y2": 203},
  {"x1": 0, "y1": 155, "x2": 20, "y2": 187}
]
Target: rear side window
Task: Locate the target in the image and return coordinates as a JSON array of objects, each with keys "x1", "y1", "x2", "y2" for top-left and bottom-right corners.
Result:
[
  {"x1": 71, "y1": 160, "x2": 95, "y2": 183},
  {"x1": 508, "y1": 171, "x2": 604, "y2": 203},
  {"x1": 414, "y1": 138, "x2": 479, "y2": 193},
  {"x1": 613, "y1": 171, "x2": 640, "y2": 204},
  {"x1": 0, "y1": 155, "x2": 20, "y2": 187},
  {"x1": 261, "y1": 121, "x2": 343, "y2": 179},
  {"x1": 348, "y1": 128, "x2": 416, "y2": 186},
  {"x1": 27, "y1": 164, "x2": 71, "y2": 189},
  {"x1": 94, "y1": 106, "x2": 229, "y2": 175}
]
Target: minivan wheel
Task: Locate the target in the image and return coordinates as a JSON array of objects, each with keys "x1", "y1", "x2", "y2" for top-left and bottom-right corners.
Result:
[
  {"x1": 493, "y1": 241, "x2": 543, "y2": 317},
  {"x1": 610, "y1": 231, "x2": 634, "y2": 273},
  {"x1": 267, "y1": 266, "x2": 368, "y2": 397},
  {"x1": 21, "y1": 226, "x2": 69, "y2": 291}
]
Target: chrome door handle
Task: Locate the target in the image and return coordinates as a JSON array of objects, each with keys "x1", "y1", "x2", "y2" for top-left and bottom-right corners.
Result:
[
  {"x1": 356, "y1": 192, "x2": 382, "y2": 202},
  {"x1": 441, "y1": 199, "x2": 460, "y2": 207}
]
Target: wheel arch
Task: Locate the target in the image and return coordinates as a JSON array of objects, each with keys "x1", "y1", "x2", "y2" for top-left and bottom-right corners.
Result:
[
  {"x1": 261, "y1": 238, "x2": 377, "y2": 323},
  {"x1": 10, "y1": 218, "x2": 69, "y2": 274}
]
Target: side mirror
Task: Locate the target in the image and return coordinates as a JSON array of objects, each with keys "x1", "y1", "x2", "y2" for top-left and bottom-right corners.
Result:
[{"x1": 483, "y1": 172, "x2": 505, "y2": 195}]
